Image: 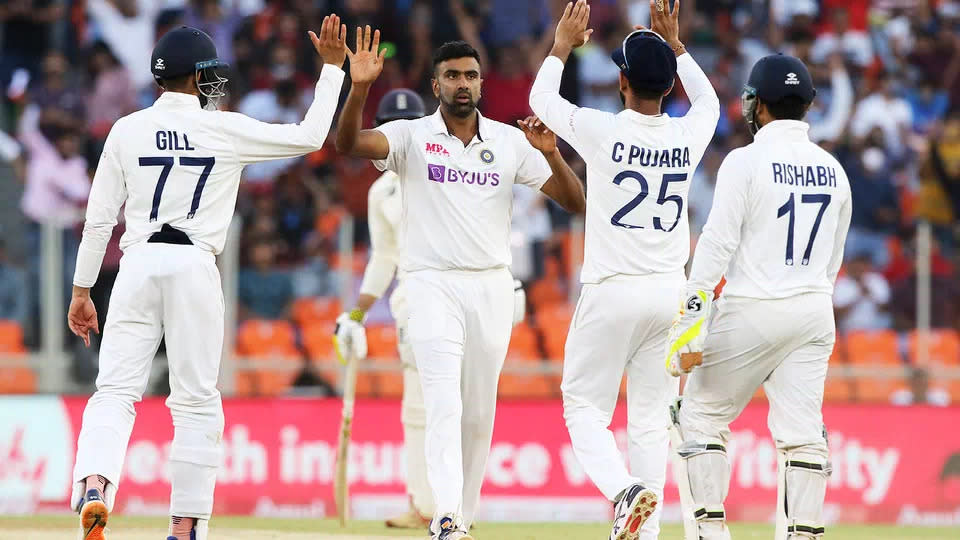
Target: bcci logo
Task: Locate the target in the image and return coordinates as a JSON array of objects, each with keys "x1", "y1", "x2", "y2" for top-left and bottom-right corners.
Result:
[
  {"x1": 785, "y1": 72, "x2": 799, "y2": 85},
  {"x1": 154, "y1": 58, "x2": 165, "y2": 71},
  {"x1": 480, "y1": 149, "x2": 494, "y2": 164}
]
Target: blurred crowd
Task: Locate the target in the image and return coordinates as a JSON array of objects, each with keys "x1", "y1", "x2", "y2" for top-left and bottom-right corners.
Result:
[{"x1": 1, "y1": 0, "x2": 959, "y2": 402}]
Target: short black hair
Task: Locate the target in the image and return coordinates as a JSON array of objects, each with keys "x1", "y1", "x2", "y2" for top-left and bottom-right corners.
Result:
[
  {"x1": 627, "y1": 79, "x2": 667, "y2": 100},
  {"x1": 763, "y1": 95, "x2": 809, "y2": 121},
  {"x1": 432, "y1": 41, "x2": 481, "y2": 73},
  {"x1": 157, "y1": 73, "x2": 194, "y2": 91}
]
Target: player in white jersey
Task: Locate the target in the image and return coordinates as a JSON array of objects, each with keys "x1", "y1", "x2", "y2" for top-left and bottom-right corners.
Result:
[
  {"x1": 335, "y1": 27, "x2": 585, "y2": 540},
  {"x1": 529, "y1": 2, "x2": 719, "y2": 539},
  {"x1": 65, "y1": 20, "x2": 350, "y2": 540},
  {"x1": 333, "y1": 89, "x2": 529, "y2": 530},
  {"x1": 665, "y1": 54, "x2": 852, "y2": 540}
]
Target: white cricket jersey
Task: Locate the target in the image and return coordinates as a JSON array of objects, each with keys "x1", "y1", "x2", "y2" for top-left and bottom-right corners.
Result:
[
  {"x1": 530, "y1": 54, "x2": 720, "y2": 283},
  {"x1": 373, "y1": 108, "x2": 552, "y2": 273},
  {"x1": 687, "y1": 120, "x2": 853, "y2": 300},
  {"x1": 73, "y1": 64, "x2": 346, "y2": 287},
  {"x1": 359, "y1": 170, "x2": 407, "y2": 316}
]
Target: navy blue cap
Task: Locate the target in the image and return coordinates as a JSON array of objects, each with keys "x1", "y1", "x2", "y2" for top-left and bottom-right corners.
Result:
[
  {"x1": 151, "y1": 26, "x2": 227, "y2": 79},
  {"x1": 745, "y1": 54, "x2": 816, "y2": 104},
  {"x1": 610, "y1": 30, "x2": 677, "y2": 94},
  {"x1": 376, "y1": 89, "x2": 426, "y2": 125}
]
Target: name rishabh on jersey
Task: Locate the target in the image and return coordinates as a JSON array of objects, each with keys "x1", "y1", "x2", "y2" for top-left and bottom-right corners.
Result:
[
  {"x1": 686, "y1": 120, "x2": 852, "y2": 300},
  {"x1": 530, "y1": 54, "x2": 720, "y2": 284},
  {"x1": 73, "y1": 65, "x2": 345, "y2": 287}
]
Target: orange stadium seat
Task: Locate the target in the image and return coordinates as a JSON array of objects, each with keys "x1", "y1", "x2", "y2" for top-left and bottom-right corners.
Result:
[
  {"x1": 527, "y1": 277, "x2": 567, "y2": 312},
  {"x1": 507, "y1": 322, "x2": 541, "y2": 361},
  {"x1": 498, "y1": 369, "x2": 554, "y2": 399},
  {"x1": 0, "y1": 321, "x2": 26, "y2": 353},
  {"x1": 0, "y1": 365, "x2": 35, "y2": 394},
  {"x1": 907, "y1": 329, "x2": 960, "y2": 367},
  {"x1": 845, "y1": 330, "x2": 903, "y2": 402},
  {"x1": 291, "y1": 296, "x2": 341, "y2": 327},
  {"x1": 824, "y1": 337, "x2": 853, "y2": 402},
  {"x1": 536, "y1": 304, "x2": 573, "y2": 362},
  {"x1": 235, "y1": 320, "x2": 302, "y2": 396},
  {"x1": 367, "y1": 324, "x2": 399, "y2": 360}
]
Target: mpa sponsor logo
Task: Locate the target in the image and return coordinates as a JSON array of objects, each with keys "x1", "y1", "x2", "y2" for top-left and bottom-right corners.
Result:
[
  {"x1": 425, "y1": 142, "x2": 450, "y2": 156},
  {"x1": 427, "y1": 163, "x2": 500, "y2": 186}
]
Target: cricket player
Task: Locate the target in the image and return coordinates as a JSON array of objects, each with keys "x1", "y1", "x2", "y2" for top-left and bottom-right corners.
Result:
[
  {"x1": 335, "y1": 27, "x2": 586, "y2": 539},
  {"x1": 334, "y1": 88, "x2": 529, "y2": 529},
  {"x1": 529, "y1": 1, "x2": 719, "y2": 538},
  {"x1": 66, "y1": 20, "x2": 350, "y2": 540},
  {"x1": 665, "y1": 54, "x2": 852, "y2": 539}
]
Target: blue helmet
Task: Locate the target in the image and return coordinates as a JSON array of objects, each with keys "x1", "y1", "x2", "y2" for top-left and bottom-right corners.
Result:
[
  {"x1": 741, "y1": 54, "x2": 816, "y2": 134},
  {"x1": 151, "y1": 26, "x2": 229, "y2": 107},
  {"x1": 376, "y1": 89, "x2": 426, "y2": 125}
]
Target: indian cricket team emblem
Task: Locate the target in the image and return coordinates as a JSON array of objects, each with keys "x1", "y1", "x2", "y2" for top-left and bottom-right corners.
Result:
[{"x1": 480, "y1": 149, "x2": 495, "y2": 164}]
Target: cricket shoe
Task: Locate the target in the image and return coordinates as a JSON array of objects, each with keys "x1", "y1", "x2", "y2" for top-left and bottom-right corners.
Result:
[
  {"x1": 610, "y1": 483, "x2": 658, "y2": 540},
  {"x1": 431, "y1": 515, "x2": 473, "y2": 540},
  {"x1": 77, "y1": 489, "x2": 109, "y2": 540},
  {"x1": 165, "y1": 533, "x2": 195, "y2": 540},
  {"x1": 385, "y1": 507, "x2": 431, "y2": 529}
]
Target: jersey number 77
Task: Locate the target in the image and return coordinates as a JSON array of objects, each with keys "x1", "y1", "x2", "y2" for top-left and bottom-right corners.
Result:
[
  {"x1": 139, "y1": 156, "x2": 216, "y2": 221},
  {"x1": 610, "y1": 170, "x2": 686, "y2": 232}
]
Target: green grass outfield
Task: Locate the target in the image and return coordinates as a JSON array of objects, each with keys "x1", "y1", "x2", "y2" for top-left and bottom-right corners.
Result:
[{"x1": 1, "y1": 515, "x2": 956, "y2": 539}]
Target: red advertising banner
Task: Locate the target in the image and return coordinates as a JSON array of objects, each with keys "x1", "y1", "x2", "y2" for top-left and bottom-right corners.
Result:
[{"x1": 1, "y1": 396, "x2": 959, "y2": 525}]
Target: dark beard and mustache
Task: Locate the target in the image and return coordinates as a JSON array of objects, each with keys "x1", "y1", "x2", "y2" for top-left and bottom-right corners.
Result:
[{"x1": 441, "y1": 91, "x2": 477, "y2": 118}]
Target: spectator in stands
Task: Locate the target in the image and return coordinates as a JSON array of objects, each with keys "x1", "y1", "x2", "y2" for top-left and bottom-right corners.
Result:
[
  {"x1": 181, "y1": 0, "x2": 246, "y2": 67},
  {"x1": 890, "y1": 366, "x2": 951, "y2": 407},
  {"x1": 239, "y1": 238, "x2": 294, "y2": 321},
  {"x1": 0, "y1": 239, "x2": 27, "y2": 328},
  {"x1": 481, "y1": 42, "x2": 536, "y2": 124},
  {"x1": 807, "y1": 54, "x2": 854, "y2": 145},
  {"x1": 906, "y1": 77, "x2": 950, "y2": 135},
  {"x1": 85, "y1": 41, "x2": 136, "y2": 155},
  {"x1": 844, "y1": 145, "x2": 900, "y2": 268},
  {"x1": 0, "y1": 0, "x2": 64, "y2": 85},
  {"x1": 30, "y1": 51, "x2": 86, "y2": 138},
  {"x1": 851, "y1": 74, "x2": 913, "y2": 154},
  {"x1": 917, "y1": 114, "x2": 960, "y2": 253},
  {"x1": 833, "y1": 251, "x2": 892, "y2": 334},
  {"x1": 576, "y1": 23, "x2": 624, "y2": 113},
  {"x1": 86, "y1": 0, "x2": 163, "y2": 93},
  {"x1": 291, "y1": 234, "x2": 335, "y2": 299},
  {"x1": 811, "y1": 6, "x2": 873, "y2": 68},
  {"x1": 511, "y1": 185, "x2": 552, "y2": 283}
]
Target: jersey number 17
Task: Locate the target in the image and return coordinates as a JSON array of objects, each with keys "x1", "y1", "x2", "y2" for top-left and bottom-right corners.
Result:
[
  {"x1": 777, "y1": 192, "x2": 831, "y2": 266},
  {"x1": 139, "y1": 156, "x2": 215, "y2": 221}
]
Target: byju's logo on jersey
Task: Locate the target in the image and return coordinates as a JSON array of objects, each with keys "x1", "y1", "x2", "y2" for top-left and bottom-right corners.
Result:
[
  {"x1": 425, "y1": 143, "x2": 450, "y2": 156},
  {"x1": 785, "y1": 72, "x2": 799, "y2": 85},
  {"x1": 427, "y1": 163, "x2": 500, "y2": 186},
  {"x1": 154, "y1": 58, "x2": 165, "y2": 71}
]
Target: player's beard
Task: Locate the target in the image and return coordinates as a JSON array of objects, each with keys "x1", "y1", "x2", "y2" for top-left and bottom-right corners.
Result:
[{"x1": 441, "y1": 90, "x2": 477, "y2": 118}]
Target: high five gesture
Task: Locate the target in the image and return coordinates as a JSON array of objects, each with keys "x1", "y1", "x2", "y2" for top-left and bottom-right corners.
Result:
[
  {"x1": 308, "y1": 14, "x2": 348, "y2": 68},
  {"x1": 346, "y1": 25, "x2": 387, "y2": 86}
]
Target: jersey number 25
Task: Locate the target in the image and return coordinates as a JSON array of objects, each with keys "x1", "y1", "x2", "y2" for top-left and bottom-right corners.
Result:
[
  {"x1": 139, "y1": 156, "x2": 215, "y2": 222},
  {"x1": 610, "y1": 171, "x2": 686, "y2": 232}
]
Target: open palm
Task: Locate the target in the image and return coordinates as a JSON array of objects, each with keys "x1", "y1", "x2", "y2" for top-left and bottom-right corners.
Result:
[
  {"x1": 518, "y1": 116, "x2": 557, "y2": 154},
  {"x1": 346, "y1": 25, "x2": 386, "y2": 85}
]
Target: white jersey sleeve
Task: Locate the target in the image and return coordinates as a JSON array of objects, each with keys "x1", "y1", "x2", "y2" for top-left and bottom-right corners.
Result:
[
  {"x1": 513, "y1": 129, "x2": 552, "y2": 190},
  {"x1": 529, "y1": 55, "x2": 616, "y2": 159},
  {"x1": 372, "y1": 119, "x2": 413, "y2": 174},
  {"x1": 826, "y1": 191, "x2": 852, "y2": 284},
  {"x1": 217, "y1": 64, "x2": 345, "y2": 164},
  {"x1": 359, "y1": 172, "x2": 401, "y2": 298},
  {"x1": 74, "y1": 121, "x2": 128, "y2": 287},
  {"x1": 672, "y1": 54, "x2": 721, "y2": 160},
  {"x1": 686, "y1": 148, "x2": 751, "y2": 293}
]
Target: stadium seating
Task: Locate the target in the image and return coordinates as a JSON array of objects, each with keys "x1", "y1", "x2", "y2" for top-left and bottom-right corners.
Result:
[
  {"x1": 235, "y1": 319, "x2": 301, "y2": 396},
  {"x1": 846, "y1": 330, "x2": 902, "y2": 402},
  {"x1": 536, "y1": 304, "x2": 574, "y2": 362},
  {"x1": 291, "y1": 296, "x2": 341, "y2": 328},
  {"x1": 0, "y1": 321, "x2": 34, "y2": 393},
  {"x1": 907, "y1": 329, "x2": 959, "y2": 367}
]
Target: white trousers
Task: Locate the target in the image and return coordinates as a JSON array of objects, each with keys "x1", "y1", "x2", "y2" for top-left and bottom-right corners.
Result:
[
  {"x1": 678, "y1": 293, "x2": 834, "y2": 455},
  {"x1": 72, "y1": 243, "x2": 225, "y2": 519},
  {"x1": 397, "y1": 311, "x2": 434, "y2": 516},
  {"x1": 562, "y1": 273, "x2": 684, "y2": 539},
  {"x1": 404, "y1": 267, "x2": 514, "y2": 528}
]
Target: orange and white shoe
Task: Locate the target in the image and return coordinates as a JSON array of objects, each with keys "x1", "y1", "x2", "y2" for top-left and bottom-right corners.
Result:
[
  {"x1": 610, "y1": 483, "x2": 658, "y2": 540},
  {"x1": 77, "y1": 489, "x2": 109, "y2": 540}
]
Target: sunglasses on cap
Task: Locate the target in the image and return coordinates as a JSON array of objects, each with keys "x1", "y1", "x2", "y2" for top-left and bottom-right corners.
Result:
[{"x1": 618, "y1": 28, "x2": 669, "y2": 71}]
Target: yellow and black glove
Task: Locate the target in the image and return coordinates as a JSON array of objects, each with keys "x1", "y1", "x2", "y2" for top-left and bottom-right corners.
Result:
[{"x1": 665, "y1": 290, "x2": 713, "y2": 377}]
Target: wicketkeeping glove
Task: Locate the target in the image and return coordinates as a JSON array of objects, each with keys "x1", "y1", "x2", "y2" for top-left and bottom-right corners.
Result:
[
  {"x1": 512, "y1": 279, "x2": 526, "y2": 327},
  {"x1": 665, "y1": 290, "x2": 713, "y2": 377},
  {"x1": 333, "y1": 310, "x2": 368, "y2": 365}
]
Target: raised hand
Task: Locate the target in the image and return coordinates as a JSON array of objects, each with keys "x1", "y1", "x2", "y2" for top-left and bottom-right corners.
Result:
[
  {"x1": 518, "y1": 116, "x2": 558, "y2": 155},
  {"x1": 309, "y1": 14, "x2": 348, "y2": 68},
  {"x1": 649, "y1": 0, "x2": 681, "y2": 50},
  {"x1": 554, "y1": 0, "x2": 594, "y2": 51},
  {"x1": 345, "y1": 25, "x2": 387, "y2": 87}
]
